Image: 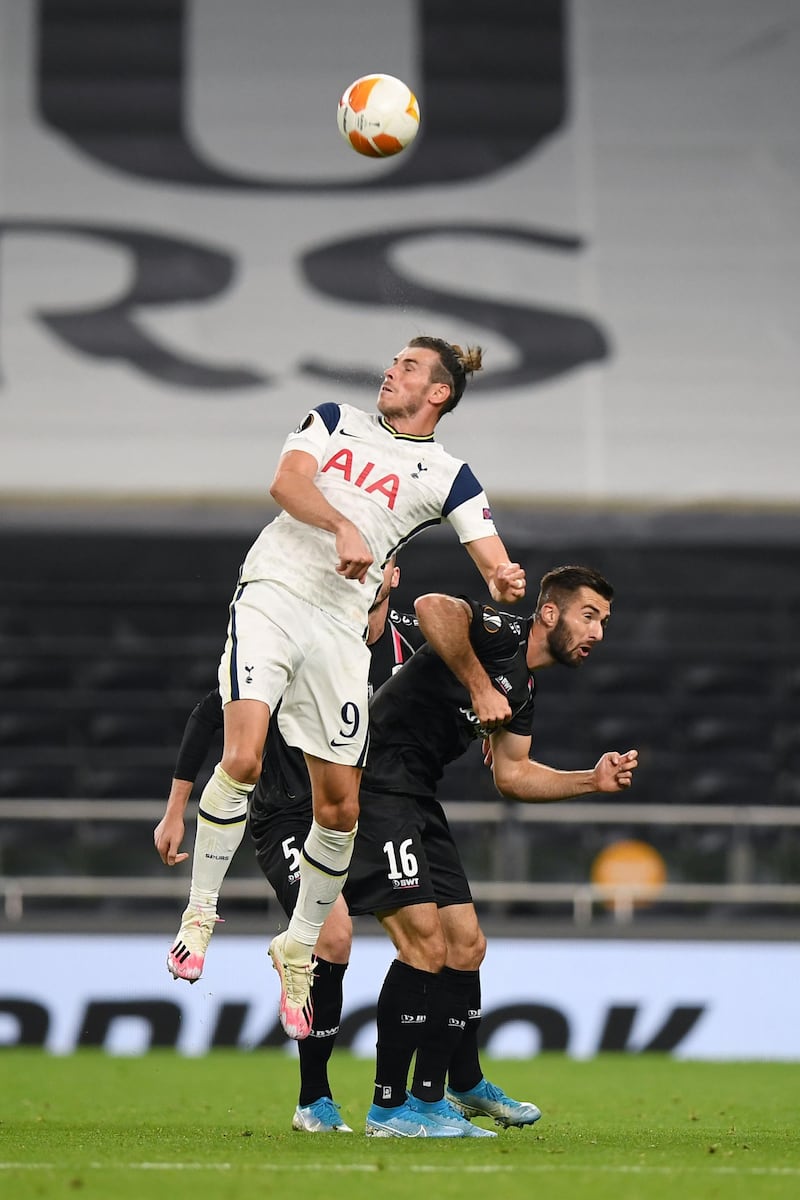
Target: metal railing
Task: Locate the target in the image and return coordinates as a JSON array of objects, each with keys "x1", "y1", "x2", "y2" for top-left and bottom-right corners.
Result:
[{"x1": 1, "y1": 799, "x2": 799, "y2": 924}]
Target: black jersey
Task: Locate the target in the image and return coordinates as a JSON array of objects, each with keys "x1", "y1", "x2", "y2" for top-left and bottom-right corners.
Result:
[
  {"x1": 367, "y1": 606, "x2": 423, "y2": 697},
  {"x1": 361, "y1": 599, "x2": 535, "y2": 799}
]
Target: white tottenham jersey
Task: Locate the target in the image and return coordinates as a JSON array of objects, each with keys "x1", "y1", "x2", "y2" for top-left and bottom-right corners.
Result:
[{"x1": 240, "y1": 402, "x2": 498, "y2": 631}]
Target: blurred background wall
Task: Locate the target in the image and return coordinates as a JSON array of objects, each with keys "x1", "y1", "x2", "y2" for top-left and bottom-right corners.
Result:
[{"x1": 1, "y1": 0, "x2": 798, "y2": 503}]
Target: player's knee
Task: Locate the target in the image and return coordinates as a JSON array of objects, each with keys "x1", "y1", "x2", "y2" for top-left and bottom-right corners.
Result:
[
  {"x1": 428, "y1": 941, "x2": 448, "y2": 972},
  {"x1": 404, "y1": 929, "x2": 447, "y2": 973},
  {"x1": 315, "y1": 932, "x2": 351, "y2": 963},
  {"x1": 220, "y1": 746, "x2": 262, "y2": 785},
  {"x1": 315, "y1": 914, "x2": 353, "y2": 962},
  {"x1": 446, "y1": 925, "x2": 486, "y2": 971},
  {"x1": 471, "y1": 927, "x2": 488, "y2": 969},
  {"x1": 314, "y1": 795, "x2": 359, "y2": 832}
]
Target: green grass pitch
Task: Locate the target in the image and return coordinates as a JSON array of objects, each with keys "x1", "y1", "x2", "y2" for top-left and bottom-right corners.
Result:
[{"x1": 1, "y1": 1051, "x2": 797, "y2": 1200}]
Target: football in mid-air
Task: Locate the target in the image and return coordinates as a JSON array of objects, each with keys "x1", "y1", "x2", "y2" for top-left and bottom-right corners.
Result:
[{"x1": 336, "y1": 73, "x2": 420, "y2": 158}]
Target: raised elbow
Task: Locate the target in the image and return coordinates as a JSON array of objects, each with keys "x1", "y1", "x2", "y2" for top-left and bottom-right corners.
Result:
[
  {"x1": 492, "y1": 764, "x2": 521, "y2": 801},
  {"x1": 268, "y1": 474, "x2": 284, "y2": 505}
]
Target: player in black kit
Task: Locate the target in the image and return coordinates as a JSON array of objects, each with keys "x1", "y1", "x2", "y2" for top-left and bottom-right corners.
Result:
[{"x1": 345, "y1": 566, "x2": 639, "y2": 1138}]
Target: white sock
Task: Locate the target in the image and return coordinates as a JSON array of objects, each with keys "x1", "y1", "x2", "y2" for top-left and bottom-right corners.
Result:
[
  {"x1": 187, "y1": 763, "x2": 251, "y2": 912},
  {"x1": 286, "y1": 820, "x2": 357, "y2": 950}
]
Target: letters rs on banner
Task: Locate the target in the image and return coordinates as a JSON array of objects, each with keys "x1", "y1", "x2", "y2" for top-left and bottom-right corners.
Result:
[{"x1": 1, "y1": 936, "x2": 796, "y2": 1060}]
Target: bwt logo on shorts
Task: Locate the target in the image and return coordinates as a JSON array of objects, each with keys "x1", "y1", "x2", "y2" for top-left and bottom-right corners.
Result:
[{"x1": 392, "y1": 877, "x2": 420, "y2": 890}]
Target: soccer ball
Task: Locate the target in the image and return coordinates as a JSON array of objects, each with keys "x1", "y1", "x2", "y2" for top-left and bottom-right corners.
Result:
[{"x1": 337, "y1": 73, "x2": 420, "y2": 158}]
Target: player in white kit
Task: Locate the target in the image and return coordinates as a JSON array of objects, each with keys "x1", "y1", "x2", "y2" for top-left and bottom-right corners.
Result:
[{"x1": 165, "y1": 336, "x2": 526, "y2": 1040}]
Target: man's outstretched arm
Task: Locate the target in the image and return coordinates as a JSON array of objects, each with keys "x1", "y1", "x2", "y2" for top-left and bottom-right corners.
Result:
[{"x1": 490, "y1": 728, "x2": 639, "y2": 802}]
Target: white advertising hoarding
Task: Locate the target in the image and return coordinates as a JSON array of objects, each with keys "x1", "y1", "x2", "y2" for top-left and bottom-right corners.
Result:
[{"x1": 1, "y1": 935, "x2": 795, "y2": 1060}]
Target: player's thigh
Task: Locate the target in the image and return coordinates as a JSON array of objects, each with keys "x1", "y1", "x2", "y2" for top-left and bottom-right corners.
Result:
[
  {"x1": 218, "y1": 580, "x2": 302, "y2": 708},
  {"x1": 220, "y1": 698, "x2": 271, "y2": 778},
  {"x1": 277, "y1": 615, "x2": 371, "y2": 765},
  {"x1": 344, "y1": 789, "x2": 436, "y2": 917}
]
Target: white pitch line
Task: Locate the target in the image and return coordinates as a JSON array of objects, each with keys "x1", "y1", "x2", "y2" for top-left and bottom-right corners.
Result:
[{"x1": 1, "y1": 1163, "x2": 799, "y2": 1177}]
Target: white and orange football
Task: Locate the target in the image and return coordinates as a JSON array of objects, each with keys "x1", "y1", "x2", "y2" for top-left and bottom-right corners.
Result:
[{"x1": 336, "y1": 73, "x2": 420, "y2": 158}]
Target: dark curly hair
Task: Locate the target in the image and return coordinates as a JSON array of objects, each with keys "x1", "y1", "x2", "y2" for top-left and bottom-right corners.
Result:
[{"x1": 535, "y1": 566, "x2": 614, "y2": 615}]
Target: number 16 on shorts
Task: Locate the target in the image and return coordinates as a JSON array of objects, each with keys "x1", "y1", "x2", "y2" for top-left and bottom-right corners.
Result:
[{"x1": 383, "y1": 839, "x2": 420, "y2": 892}]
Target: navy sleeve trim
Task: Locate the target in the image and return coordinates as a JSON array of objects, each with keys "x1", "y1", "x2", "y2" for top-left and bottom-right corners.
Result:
[
  {"x1": 314, "y1": 402, "x2": 342, "y2": 435},
  {"x1": 441, "y1": 463, "x2": 482, "y2": 517}
]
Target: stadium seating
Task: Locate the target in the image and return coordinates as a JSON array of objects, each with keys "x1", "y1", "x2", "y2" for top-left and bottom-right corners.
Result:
[{"x1": 0, "y1": 523, "x2": 798, "y2": 922}]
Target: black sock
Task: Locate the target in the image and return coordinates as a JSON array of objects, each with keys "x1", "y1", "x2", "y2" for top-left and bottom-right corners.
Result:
[
  {"x1": 297, "y1": 957, "x2": 347, "y2": 1107},
  {"x1": 447, "y1": 968, "x2": 483, "y2": 1093},
  {"x1": 410, "y1": 966, "x2": 473, "y2": 1104},
  {"x1": 373, "y1": 959, "x2": 433, "y2": 1109}
]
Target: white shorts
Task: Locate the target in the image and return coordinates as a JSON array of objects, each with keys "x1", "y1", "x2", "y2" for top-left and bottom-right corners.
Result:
[{"x1": 217, "y1": 579, "x2": 371, "y2": 766}]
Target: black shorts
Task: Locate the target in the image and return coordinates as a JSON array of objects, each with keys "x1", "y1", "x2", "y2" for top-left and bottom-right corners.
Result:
[
  {"x1": 344, "y1": 787, "x2": 472, "y2": 916},
  {"x1": 249, "y1": 812, "x2": 310, "y2": 919}
]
